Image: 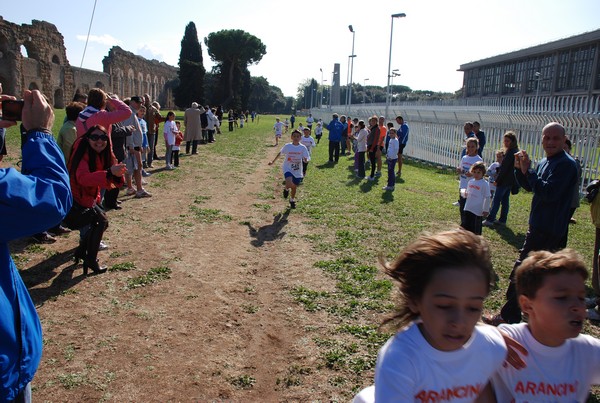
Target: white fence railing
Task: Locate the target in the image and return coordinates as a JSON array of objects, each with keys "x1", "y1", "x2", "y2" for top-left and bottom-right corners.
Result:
[{"x1": 309, "y1": 95, "x2": 600, "y2": 193}]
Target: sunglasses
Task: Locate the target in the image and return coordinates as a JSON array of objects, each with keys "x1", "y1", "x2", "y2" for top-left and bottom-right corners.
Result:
[{"x1": 89, "y1": 133, "x2": 109, "y2": 141}]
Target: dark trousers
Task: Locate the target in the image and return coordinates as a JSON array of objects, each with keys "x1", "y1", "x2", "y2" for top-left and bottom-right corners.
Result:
[
  {"x1": 462, "y1": 211, "x2": 482, "y2": 235},
  {"x1": 208, "y1": 129, "x2": 215, "y2": 142},
  {"x1": 500, "y1": 227, "x2": 568, "y2": 323},
  {"x1": 228, "y1": 121, "x2": 234, "y2": 131},
  {"x1": 328, "y1": 141, "x2": 340, "y2": 162},
  {"x1": 303, "y1": 161, "x2": 309, "y2": 176},
  {"x1": 147, "y1": 132, "x2": 156, "y2": 167},
  {"x1": 387, "y1": 158, "x2": 397, "y2": 188},
  {"x1": 459, "y1": 195, "x2": 467, "y2": 226},
  {"x1": 202, "y1": 129, "x2": 208, "y2": 143},
  {"x1": 103, "y1": 187, "x2": 120, "y2": 209},
  {"x1": 341, "y1": 136, "x2": 348, "y2": 154},
  {"x1": 357, "y1": 152, "x2": 366, "y2": 178},
  {"x1": 64, "y1": 203, "x2": 108, "y2": 265},
  {"x1": 368, "y1": 150, "x2": 377, "y2": 178},
  {"x1": 186, "y1": 140, "x2": 198, "y2": 154},
  {"x1": 172, "y1": 150, "x2": 180, "y2": 167}
]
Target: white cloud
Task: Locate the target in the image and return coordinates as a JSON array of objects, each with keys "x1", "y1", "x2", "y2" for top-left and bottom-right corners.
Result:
[{"x1": 75, "y1": 34, "x2": 122, "y2": 46}]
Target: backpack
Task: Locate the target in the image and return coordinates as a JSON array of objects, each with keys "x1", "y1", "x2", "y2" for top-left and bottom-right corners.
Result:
[{"x1": 586, "y1": 179, "x2": 600, "y2": 202}]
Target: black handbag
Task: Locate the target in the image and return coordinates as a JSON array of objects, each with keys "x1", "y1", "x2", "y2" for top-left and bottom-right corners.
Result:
[
  {"x1": 586, "y1": 179, "x2": 600, "y2": 203},
  {"x1": 63, "y1": 201, "x2": 97, "y2": 230}
]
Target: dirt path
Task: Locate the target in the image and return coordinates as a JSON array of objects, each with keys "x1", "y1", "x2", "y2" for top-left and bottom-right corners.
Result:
[{"x1": 16, "y1": 138, "x2": 343, "y2": 401}]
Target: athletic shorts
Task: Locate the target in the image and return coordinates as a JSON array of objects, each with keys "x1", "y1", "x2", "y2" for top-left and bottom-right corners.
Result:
[
  {"x1": 284, "y1": 171, "x2": 302, "y2": 185},
  {"x1": 275, "y1": 133, "x2": 282, "y2": 138},
  {"x1": 125, "y1": 152, "x2": 139, "y2": 172},
  {"x1": 142, "y1": 133, "x2": 149, "y2": 148},
  {"x1": 398, "y1": 144, "x2": 406, "y2": 155}
]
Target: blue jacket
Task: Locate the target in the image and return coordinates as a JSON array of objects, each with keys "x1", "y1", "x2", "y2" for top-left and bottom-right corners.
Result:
[
  {"x1": 515, "y1": 150, "x2": 577, "y2": 237},
  {"x1": 325, "y1": 118, "x2": 346, "y2": 142},
  {"x1": 0, "y1": 131, "x2": 72, "y2": 401}
]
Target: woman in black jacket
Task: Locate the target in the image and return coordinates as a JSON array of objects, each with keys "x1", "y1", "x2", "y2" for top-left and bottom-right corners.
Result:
[{"x1": 483, "y1": 131, "x2": 519, "y2": 227}]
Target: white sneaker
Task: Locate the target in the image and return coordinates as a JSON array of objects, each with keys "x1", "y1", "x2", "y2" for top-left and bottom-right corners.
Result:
[
  {"x1": 98, "y1": 241, "x2": 109, "y2": 251},
  {"x1": 367, "y1": 176, "x2": 375, "y2": 181},
  {"x1": 482, "y1": 220, "x2": 495, "y2": 227},
  {"x1": 452, "y1": 201, "x2": 460, "y2": 206}
]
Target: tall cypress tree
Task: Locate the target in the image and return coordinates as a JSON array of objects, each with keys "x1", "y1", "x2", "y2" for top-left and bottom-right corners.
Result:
[{"x1": 174, "y1": 22, "x2": 205, "y2": 108}]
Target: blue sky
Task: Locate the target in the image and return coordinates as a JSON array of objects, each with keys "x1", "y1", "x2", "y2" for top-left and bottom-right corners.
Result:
[{"x1": 3, "y1": 0, "x2": 600, "y2": 97}]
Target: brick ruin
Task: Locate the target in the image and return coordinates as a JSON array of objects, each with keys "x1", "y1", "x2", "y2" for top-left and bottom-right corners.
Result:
[{"x1": 0, "y1": 17, "x2": 178, "y2": 108}]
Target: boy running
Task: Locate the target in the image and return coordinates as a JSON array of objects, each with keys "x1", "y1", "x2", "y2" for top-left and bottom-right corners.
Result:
[{"x1": 269, "y1": 130, "x2": 310, "y2": 209}]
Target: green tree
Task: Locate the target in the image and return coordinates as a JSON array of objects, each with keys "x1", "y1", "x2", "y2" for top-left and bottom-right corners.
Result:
[
  {"x1": 174, "y1": 22, "x2": 206, "y2": 108},
  {"x1": 204, "y1": 29, "x2": 266, "y2": 110}
]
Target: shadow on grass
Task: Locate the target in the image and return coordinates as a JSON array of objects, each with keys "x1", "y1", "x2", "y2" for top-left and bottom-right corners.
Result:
[
  {"x1": 20, "y1": 247, "x2": 87, "y2": 306},
  {"x1": 381, "y1": 190, "x2": 394, "y2": 203},
  {"x1": 245, "y1": 210, "x2": 290, "y2": 247},
  {"x1": 493, "y1": 225, "x2": 526, "y2": 250},
  {"x1": 359, "y1": 178, "x2": 379, "y2": 193},
  {"x1": 315, "y1": 161, "x2": 336, "y2": 169}
]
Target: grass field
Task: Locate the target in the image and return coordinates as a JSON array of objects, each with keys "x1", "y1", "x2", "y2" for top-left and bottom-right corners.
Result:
[{"x1": 4, "y1": 109, "x2": 599, "y2": 400}]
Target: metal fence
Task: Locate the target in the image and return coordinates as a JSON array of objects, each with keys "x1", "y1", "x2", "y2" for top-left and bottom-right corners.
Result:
[{"x1": 309, "y1": 95, "x2": 600, "y2": 192}]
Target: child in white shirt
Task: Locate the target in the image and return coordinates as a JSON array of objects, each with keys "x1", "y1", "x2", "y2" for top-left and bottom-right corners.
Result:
[
  {"x1": 486, "y1": 150, "x2": 504, "y2": 200},
  {"x1": 383, "y1": 129, "x2": 399, "y2": 191},
  {"x1": 457, "y1": 138, "x2": 483, "y2": 227},
  {"x1": 488, "y1": 248, "x2": 600, "y2": 402},
  {"x1": 353, "y1": 229, "x2": 512, "y2": 403},
  {"x1": 273, "y1": 118, "x2": 284, "y2": 146},
  {"x1": 269, "y1": 130, "x2": 310, "y2": 209},
  {"x1": 300, "y1": 127, "x2": 316, "y2": 177},
  {"x1": 462, "y1": 161, "x2": 491, "y2": 235}
]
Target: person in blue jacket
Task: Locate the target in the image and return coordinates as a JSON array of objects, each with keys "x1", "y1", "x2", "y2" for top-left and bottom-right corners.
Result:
[
  {"x1": 325, "y1": 113, "x2": 346, "y2": 163},
  {"x1": 0, "y1": 90, "x2": 72, "y2": 402}
]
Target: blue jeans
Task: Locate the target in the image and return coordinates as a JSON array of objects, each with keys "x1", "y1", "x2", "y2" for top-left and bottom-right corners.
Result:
[
  {"x1": 486, "y1": 185, "x2": 511, "y2": 223},
  {"x1": 387, "y1": 158, "x2": 397, "y2": 188}
]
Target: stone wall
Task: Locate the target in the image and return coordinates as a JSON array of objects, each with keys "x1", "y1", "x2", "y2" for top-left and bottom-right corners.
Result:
[{"x1": 0, "y1": 16, "x2": 178, "y2": 109}]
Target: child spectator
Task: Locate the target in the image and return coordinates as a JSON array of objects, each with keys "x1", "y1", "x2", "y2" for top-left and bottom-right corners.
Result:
[
  {"x1": 137, "y1": 106, "x2": 151, "y2": 178},
  {"x1": 355, "y1": 120, "x2": 368, "y2": 179},
  {"x1": 383, "y1": 129, "x2": 399, "y2": 191},
  {"x1": 163, "y1": 111, "x2": 177, "y2": 170},
  {"x1": 300, "y1": 127, "x2": 316, "y2": 177},
  {"x1": 490, "y1": 248, "x2": 600, "y2": 402},
  {"x1": 353, "y1": 229, "x2": 511, "y2": 403},
  {"x1": 376, "y1": 116, "x2": 387, "y2": 177},
  {"x1": 462, "y1": 161, "x2": 491, "y2": 235},
  {"x1": 273, "y1": 117, "x2": 284, "y2": 146},
  {"x1": 457, "y1": 138, "x2": 482, "y2": 225},
  {"x1": 172, "y1": 121, "x2": 184, "y2": 168},
  {"x1": 366, "y1": 116, "x2": 380, "y2": 181},
  {"x1": 315, "y1": 121, "x2": 323, "y2": 144},
  {"x1": 486, "y1": 150, "x2": 504, "y2": 200},
  {"x1": 269, "y1": 130, "x2": 310, "y2": 209},
  {"x1": 283, "y1": 118, "x2": 289, "y2": 134}
]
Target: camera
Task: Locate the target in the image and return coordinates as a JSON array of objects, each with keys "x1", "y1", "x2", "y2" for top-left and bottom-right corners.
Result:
[{"x1": 1, "y1": 99, "x2": 24, "y2": 121}]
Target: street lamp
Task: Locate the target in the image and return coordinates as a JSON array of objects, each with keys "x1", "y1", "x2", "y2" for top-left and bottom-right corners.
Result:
[
  {"x1": 534, "y1": 71, "x2": 541, "y2": 112},
  {"x1": 390, "y1": 69, "x2": 400, "y2": 104},
  {"x1": 347, "y1": 24, "x2": 356, "y2": 113},
  {"x1": 363, "y1": 78, "x2": 369, "y2": 104},
  {"x1": 319, "y1": 68, "x2": 324, "y2": 108},
  {"x1": 330, "y1": 70, "x2": 338, "y2": 109},
  {"x1": 322, "y1": 79, "x2": 327, "y2": 107},
  {"x1": 386, "y1": 12, "x2": 406, "y2": 119}
]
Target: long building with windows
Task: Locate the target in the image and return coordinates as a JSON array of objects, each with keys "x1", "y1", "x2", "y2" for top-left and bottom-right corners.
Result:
[{"x1": 459, "y1": 29, "x2": 600, "y2": 99}]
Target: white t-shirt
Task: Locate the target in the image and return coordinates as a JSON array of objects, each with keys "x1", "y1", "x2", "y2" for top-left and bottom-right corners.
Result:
[
  {"x1": 315, "y1": 125, "x2": 323, "y2": 136},
  {"x1": 300, "y1": 135, "x2": 316, "y2": 157},
  {"x1": 357, "y1": 128, "x2": 369, "y2": 152},
  {"x1": 374, "y1": 321, "x2": 507, "y2": 402},
  {"x1": 273, "y1": 121, "x2": 284, "y2": 135},
  {"x1": 306, "y1": 116, "x2": 314, "y2": 126},
  {"x1": 486, "y1": 161, "x2": 501, "y2": 192},
  {"x1": 387, "y1": 138, "x2": 399, "y2": 159},
  {"x1": 163, "y1": 120, "x2": 177, "y2": 146},
  {"x1": 493, "y1": 323, "x2": 600, "y2": 403},
  {"x1": 279, "y1": 143, "x2": 310, "y2": 178},
  {"x1": 459, "y1": 154, "x2": 483, "y2": 189},
  {"x1": 465, "y1": 177, "x2": 491, "y2": 216}
]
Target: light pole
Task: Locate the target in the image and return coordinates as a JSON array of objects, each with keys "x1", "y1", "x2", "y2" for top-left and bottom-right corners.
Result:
[
  {"x1": 390, "y1": 69, "x2": 400, "y2": 104},
  {"x1": 534, "y1": 71, "x2": 541, "y2": 112},
  {"x1": 363, "y1": 78, "x2": 369, "y2": 104},
  {"x1": 319, "y1": 68, "x2": 324, "y2": 108},
  {"x1": 348, "y1": 25, "x2": 356, "y2": 113},
  {"x1": 386, "y1": 12, "x2": 406, "y2": 119},
  {"x1": 330, "y1": 70, "x2": 338, "y2": 109},
  {"x1": 322, "y1": 79, "x2": 327, "y2": 107}
]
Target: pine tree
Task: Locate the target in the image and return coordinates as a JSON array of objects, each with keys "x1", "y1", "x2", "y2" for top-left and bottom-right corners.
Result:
[{"x1": 174, "y1": 22, "x2": 205, "y2": 108}]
